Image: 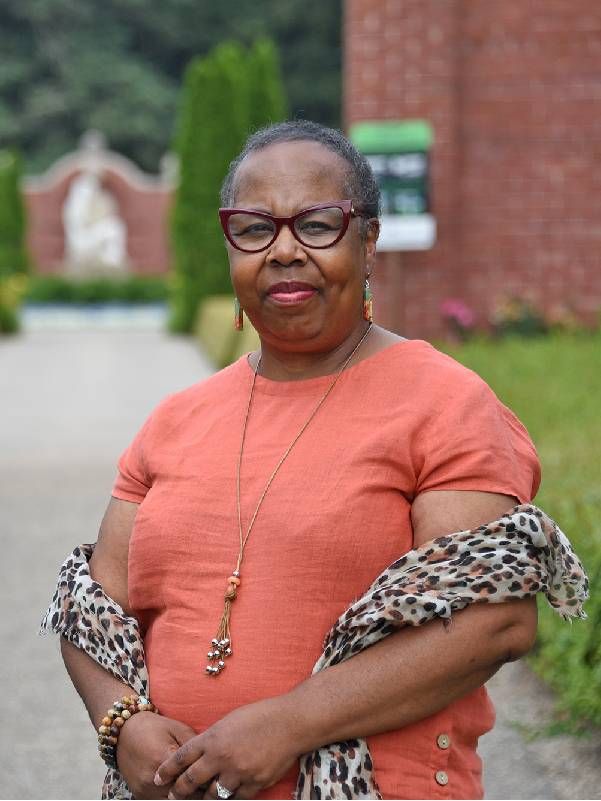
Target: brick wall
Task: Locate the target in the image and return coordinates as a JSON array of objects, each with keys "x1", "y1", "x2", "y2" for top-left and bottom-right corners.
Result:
[{"x1": 344, "y1": 0, "x2": 601, "y2": 338}]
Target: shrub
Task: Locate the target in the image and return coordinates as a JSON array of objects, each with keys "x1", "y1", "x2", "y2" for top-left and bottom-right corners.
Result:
[
  {"x1": 489, "y1": 296, "x2": 548, "y2": 337},
  {"x1": 0, "y1": 274, "x2": 28, "y2": 334},
  {"x1": 169, "y1": 38, "x2": 287, "y2": 334},
  {"x1": 170, "y1": 43, "x2": 248, "y2": 333},
  {"x1": 247, "y1": 38, "x2": 288, "y2": 132},
  {"x1": 0, "y1": 150, "x2": 28, "y2": 279},
  {"x1": 0, "y1": 150, "x2": 28, "y2": 333}
]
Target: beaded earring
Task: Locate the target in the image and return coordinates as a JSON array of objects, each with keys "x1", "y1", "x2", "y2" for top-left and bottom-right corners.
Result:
[
  {"x1": 363, "y1": 278, "x2": 373, "y2": 322},
  {"x1": 234, "y1": 297, "x2": 244, "y2": 331}
]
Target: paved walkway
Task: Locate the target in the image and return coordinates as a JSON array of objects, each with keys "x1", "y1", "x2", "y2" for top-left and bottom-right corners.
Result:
[
  {"x1": 1, "y1": 324, "x2": 212, "y2": 799},
  {"x1": 1, "y1": 321, "x2": 598, "y2": 799}
]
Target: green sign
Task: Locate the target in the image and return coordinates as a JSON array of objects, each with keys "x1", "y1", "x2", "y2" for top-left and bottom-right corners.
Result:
[
  {"x1": 349, "y1": 120, "x2": 436, "y2": 250},
  {"x1": 349, "y1": 120, "x2": 433, "y2": 153},
  {"x1": 349, "y1": 120, "x2": 433, "y2": 215}
]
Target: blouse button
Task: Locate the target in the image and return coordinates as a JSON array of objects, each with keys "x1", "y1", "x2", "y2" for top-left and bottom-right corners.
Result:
[
  {"x1": 437, "y1": 733, "x2": 451, "y2": 749},
  {"x1": 435, "y1": 770, "x2": 449, "y2": 786}
]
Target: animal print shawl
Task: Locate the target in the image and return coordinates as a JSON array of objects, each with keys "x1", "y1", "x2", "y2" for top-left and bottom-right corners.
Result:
[{"x1": 40, "y1": 504, "x2": 588, "y2": 800}]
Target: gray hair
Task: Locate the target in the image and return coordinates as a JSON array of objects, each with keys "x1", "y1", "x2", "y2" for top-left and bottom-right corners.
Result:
[{"x1": 220, "y1": 120, "x2": 381, "y2": 224}]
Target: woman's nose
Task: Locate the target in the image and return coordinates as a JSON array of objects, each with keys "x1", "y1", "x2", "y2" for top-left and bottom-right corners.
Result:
[{"x1": 267, "y1": 223, "x2": 307, "y2": 266}]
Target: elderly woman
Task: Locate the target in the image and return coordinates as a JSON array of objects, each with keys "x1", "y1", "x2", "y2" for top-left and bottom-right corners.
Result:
[{"x1": 59, "y1": 121, "x2": 543, "y2": 800}]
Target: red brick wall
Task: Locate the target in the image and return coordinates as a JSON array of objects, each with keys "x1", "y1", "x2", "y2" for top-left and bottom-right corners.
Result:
[{"x1": 344, "y1": 0, "x2": 601, "y2": 338}]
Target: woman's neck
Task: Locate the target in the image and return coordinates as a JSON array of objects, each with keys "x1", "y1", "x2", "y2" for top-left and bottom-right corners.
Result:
[
  {"x1": 250, "y1": 322, "x2": 374, "y2": 381},
  {"x1": 248, "y1": 323, "x2": 406, "y2": 381}
]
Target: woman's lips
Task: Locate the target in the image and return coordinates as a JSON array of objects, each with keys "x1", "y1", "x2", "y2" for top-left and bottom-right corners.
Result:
[
  {"x1": 267, "y1": 282, "x2": 318, "y2": 305},
  {"x1": 270, "y1": 289, "x2": 316, "y2": 304}
]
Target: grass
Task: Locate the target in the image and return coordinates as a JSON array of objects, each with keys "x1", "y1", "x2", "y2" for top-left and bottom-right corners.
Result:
[{"x1": 440, "y1": 332, "x2": 601, "y2": 728}]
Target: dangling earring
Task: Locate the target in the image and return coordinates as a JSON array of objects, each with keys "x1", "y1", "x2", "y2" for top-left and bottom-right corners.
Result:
[
  {"x1": 363, "y1": 278, "x2": 373, "y2": 322},
  {"x1": 234, "y1": 297, "x2": 244, "y2": 331}
]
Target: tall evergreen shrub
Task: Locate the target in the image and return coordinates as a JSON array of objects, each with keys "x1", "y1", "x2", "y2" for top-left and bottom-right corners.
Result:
[
  {"x1": 170, "y1": 39, "x2": 287, "y2": 333},
  {"x1": 0, "y1": 150, "x2": 27, "y2": 277},
  {"x1": 247, "y1": 38, "x2": 288, "y2": 132},
  {"x1": 0, "y1": 150, "x2": 28, "y2": 333}
]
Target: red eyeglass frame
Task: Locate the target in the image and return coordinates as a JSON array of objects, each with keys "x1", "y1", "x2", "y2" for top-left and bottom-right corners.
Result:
[{"x1": 218, "y1": 200, "x2": 359, "y2": 253}]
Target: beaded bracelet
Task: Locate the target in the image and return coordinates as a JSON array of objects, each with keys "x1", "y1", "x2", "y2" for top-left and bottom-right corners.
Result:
[{"x1": 97, "y1": 694, "x2": 157, "y2": 768}]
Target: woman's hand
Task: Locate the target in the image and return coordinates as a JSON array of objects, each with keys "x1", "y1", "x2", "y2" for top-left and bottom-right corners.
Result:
[
  {"x1": 154, "y1": 698, "x2": 300, "y2": 800},
  {"x1": 117, "y1": 712, "x2": 198, "y2": 799}
]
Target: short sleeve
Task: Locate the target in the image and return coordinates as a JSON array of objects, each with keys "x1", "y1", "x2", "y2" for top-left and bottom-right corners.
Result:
[
  {"x1": 111, "y1": 393, "x2": 175, "y2": 503},
  {"x1": 414, "y1": 368, "x2": 541, "y2": 503},
  {"x1": 112, "y1": 416, "x2": 153, "y2": 503}
]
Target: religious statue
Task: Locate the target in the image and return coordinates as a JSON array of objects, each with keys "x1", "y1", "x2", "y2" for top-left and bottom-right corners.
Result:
[{"x1": 62, "y1": 168, "x2": 127, "y2": 273}]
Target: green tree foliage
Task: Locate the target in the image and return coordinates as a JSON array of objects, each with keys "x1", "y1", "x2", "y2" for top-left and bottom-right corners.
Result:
[
  {"x1": 0, "y1": 0, "x2": 341, "y2": 174},
  {"x1": 0, "y1": 150, "x2": 27, "y2": 277},
  {"x1": 247, "y1": 38, "x2": 288, "y2": 133},
  {"x1": 0, "y1": 149, "x2": 28, "y2": 332},
  {"x1": 170, "y1": 39, "x2": 287, "y2": 333},
  {"x1": 170, "y1": 46, "x2": 245, "y2": 332},
  {"x1": 0, "y1": 0, "x2": 176, "y2": 173}
]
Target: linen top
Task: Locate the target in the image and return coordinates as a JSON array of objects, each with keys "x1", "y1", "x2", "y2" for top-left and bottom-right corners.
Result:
[{"x1": 112, "y1": 340, "x2": 541, "y2": 800}]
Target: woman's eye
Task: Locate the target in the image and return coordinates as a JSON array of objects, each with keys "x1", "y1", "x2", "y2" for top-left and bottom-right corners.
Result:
[
  {"x1": 298, "y1": 221, "x2": 333, "y2": 233},
  {"x1": 238, "y1": 223, "x2": 273, "y2": 236}
]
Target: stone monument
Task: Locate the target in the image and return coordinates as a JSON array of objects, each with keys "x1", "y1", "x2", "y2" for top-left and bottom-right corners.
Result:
[
  {"x1": 23, "y1": 130, "x2": 175, "y2": 276},
  {"x1": 62, "y1": 167, "x2": 127, "y2": 274}
]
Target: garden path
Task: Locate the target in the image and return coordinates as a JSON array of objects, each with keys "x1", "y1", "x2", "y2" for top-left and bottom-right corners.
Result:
[{"x1": 1, "y1": 318, "x2": 598, "y2": 799}]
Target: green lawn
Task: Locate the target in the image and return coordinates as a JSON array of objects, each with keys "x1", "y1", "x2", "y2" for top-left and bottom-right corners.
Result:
[{"x1": 441, "y1": 332, "x2": 601, "y2": 728}]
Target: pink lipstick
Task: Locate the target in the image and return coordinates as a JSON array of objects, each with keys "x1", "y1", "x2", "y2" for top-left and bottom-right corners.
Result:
[{"x1": 267, "y1": 281, "x2": 318, "y2": 305}]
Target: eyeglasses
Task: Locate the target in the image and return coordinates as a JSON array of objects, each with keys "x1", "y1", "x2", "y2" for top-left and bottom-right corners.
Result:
[{"x1": 218, "y1": 200, "x2": 359, "y2": 253}]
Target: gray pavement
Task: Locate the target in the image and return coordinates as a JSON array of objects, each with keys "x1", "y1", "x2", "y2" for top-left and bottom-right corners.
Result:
[
  {"x1": 1, "y1": 318, "x2": 599, "y2": 799},
  {"x1": 1, "y1": 321, "x2": 213, "y2": 799}
]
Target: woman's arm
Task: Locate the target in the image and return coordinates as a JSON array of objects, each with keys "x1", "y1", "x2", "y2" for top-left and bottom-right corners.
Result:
[
  {"x1": 156, "y1": 491, "x2": 537, "y2": 800},
  {"x1": 60, "y1": 497, "x2": 196, "y2": 799}
]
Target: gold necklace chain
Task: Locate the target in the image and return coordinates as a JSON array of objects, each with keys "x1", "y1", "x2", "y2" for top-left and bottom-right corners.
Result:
[{"x1": 205, "y1": 323, "x2": 373, "y2": 675}]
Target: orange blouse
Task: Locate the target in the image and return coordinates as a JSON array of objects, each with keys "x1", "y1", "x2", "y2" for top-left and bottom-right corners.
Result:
[{"x1": 112, "y1": 341, "x2": 540, "y2": 800}]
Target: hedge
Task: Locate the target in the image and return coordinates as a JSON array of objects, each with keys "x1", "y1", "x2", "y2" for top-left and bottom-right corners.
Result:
[{"x1": 25, "y1": 275, "x2": 168, "y2": 305}]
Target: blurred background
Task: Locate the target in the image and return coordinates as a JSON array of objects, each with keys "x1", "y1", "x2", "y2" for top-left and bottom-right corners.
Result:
[{"x1": 1, "y1": 1, "x2": 600, "y2": 798}]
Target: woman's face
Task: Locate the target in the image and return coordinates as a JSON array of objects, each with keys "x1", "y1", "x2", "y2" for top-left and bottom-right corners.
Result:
[{"x1": 226, "y1": 140, "x2": 378, "y2": 353}]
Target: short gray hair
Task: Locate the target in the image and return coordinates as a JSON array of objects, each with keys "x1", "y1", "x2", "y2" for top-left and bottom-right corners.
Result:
[{"x1": 220, "y1": 120, "x2": 381, "y2": 223}]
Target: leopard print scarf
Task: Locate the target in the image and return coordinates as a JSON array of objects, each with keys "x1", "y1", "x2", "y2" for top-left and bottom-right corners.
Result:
[{"x1": 40, "y1": 504, "x2": 588, "y2": 800}]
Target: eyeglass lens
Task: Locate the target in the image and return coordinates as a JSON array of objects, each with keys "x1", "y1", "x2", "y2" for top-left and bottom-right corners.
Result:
[{"x1": 227, "y1": 206, "x2": 345, "y2": 250}]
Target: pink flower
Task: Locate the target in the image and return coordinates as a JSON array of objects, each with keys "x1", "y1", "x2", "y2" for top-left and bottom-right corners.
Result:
[{"x1": 440, "y1": 298, "x2": 476, "y2": 329}]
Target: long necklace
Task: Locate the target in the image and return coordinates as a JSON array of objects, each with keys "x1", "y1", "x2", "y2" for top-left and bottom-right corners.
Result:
[{"x1": 205, "y1": 323, "x2": 373, "y2": 675}]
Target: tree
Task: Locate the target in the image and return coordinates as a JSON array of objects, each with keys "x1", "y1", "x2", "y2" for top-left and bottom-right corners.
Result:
[
  {"x1": 0, "y1": 0, "x2": 341, "y2": 174},
  {"x1": 169, "y1": 39, "x2": 287, "y2": 333}
]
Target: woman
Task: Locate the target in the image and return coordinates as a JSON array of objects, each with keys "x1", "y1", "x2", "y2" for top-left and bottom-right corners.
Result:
[{"x1": 60, "y1": 121, "x2": 542, "y2": 799}]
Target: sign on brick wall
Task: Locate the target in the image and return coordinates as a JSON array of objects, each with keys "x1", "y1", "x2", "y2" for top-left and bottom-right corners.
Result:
[{"x1": 349, "y1": 120, "x2": 436, "y2": 251}]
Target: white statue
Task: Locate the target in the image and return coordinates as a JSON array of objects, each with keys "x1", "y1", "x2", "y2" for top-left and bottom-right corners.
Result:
[{"x1": 63, "y1": 169, "x2": 127, "y2": 272}]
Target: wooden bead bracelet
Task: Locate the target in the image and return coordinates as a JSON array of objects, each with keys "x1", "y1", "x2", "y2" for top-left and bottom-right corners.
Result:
[{"x1": 97, "y1": 694, "x2": 157, "y2": 768}]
